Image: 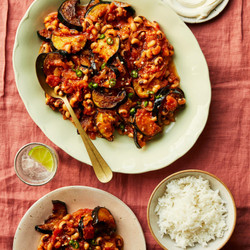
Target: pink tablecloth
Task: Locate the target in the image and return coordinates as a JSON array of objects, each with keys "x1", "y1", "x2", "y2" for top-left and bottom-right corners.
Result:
[{"x1": 1, "y1": 0, "x2": 249, "y2": 249}]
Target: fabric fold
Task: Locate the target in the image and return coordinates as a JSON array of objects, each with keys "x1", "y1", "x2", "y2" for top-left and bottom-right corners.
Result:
[{"x1": 0, "y1": 0, "x2": 8, "y2": 97}]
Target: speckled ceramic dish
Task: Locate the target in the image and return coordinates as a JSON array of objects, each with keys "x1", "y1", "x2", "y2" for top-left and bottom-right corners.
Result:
[
  {"x1": 147, "y1": 169, "x2": 236, "y2": 250},
  {"x1": 13, "y1": 186, "x2": 146, "y2": 250}
]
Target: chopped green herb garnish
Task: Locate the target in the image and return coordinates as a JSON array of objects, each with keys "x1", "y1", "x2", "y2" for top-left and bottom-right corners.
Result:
[
  {"x1": 109, "y1": 78, "x2": 116, "y2": 87},
  {"x1": 92, "y1": 82, "x2": 99, "y2": 88},
  {"x1": 130, "y1": 107, "x2": 136, "y2": 115},
  {"x1": 119, "y1": 123, "x2": 125, "y2": 131},
  {"x1": 148, "y1": 91, "x2": 155, "y2": 95},
  {"x1": 101, "y1": 62, "x2": 106, "y2": 70},
  {"x1": 155, "y1": 95, "x2": 162, "y2": 99},
  {"x1": 99, "y1": 34, "x2": 105, "y2": 39},
  {"x1": 91, "y1": 239, "x2": 97, "y2": 246},
  {"x1": 144, "y1": 101, "x2": 148, "y2": 107},
  {"x1": 88, "y1": 82, "x2": 93, "y2": 89},
  {"x1": 128, "y1": 92, "x2": 134, "y2": 99},
  {"x1": 75, "y1": 69, "x2": 83, "y2": 78},
  {"x1": 131, "y1": 70, "x2": 138, "y2": 78},
  {"x1": 69, "y1": 240, "x2": 79, "y2": 249},
  {"x1": 106, "y1": 37, "x2": 114, "y2": 45}
]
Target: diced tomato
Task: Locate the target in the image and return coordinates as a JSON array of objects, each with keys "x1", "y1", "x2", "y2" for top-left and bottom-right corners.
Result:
[
  {"x1": 135, "y1": 109, "x2": 161, "y2": 137},
  {"x1": 72, "y1": 208, "x2": 92, "y2": 222},
  {"x1": 46, "y1": 75, "x2": 61, "y2": 87},
  {"x1": 83, "y1": 224, "x2": 95, "y2": 239},
  {"x1": 165, "y1": 95, "x2": 177, "y2": 111},
  {"x1": 51, "y1": 228, "x2": 63, "y2": 242}
]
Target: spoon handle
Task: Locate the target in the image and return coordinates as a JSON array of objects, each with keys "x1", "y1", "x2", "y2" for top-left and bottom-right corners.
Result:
[{"x1": 62, "y1": 96, "x2": 113, "y2": 183}]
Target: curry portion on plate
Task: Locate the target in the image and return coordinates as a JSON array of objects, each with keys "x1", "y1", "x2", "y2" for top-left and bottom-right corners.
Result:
[
  {"x1": 37, "y1": 0, "x2": 186, "y2": 148},
  {"x1": 36, "y1": 200, "x2": 123, "y2": 250}
]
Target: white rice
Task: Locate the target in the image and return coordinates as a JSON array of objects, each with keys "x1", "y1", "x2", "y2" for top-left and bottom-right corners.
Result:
[{"x1": 155, "y1": 176, "x2": 228, "y2": 249}]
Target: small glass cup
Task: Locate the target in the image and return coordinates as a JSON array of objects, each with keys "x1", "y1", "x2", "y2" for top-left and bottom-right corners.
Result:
[{"x1": 14, "y1": 142, "x2": 58, "y2": 186}]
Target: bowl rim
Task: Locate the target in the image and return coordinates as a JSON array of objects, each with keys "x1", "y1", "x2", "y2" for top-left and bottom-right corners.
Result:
[{"x1": 147, "y1": 169, "x2": 237, "y2": 250}]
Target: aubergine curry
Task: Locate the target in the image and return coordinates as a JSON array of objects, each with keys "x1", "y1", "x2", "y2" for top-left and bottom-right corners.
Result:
[{"x1": 37, "y1": 0, "x2": 186, "y2": 148}]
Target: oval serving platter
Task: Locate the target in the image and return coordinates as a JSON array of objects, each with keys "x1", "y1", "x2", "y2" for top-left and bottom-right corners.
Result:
[{"x1": 13, "y1": 0, "x2": 211, "y2": 173}]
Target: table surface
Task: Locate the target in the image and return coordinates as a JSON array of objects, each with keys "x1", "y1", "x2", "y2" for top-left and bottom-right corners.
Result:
[{"x1": 1, "y1": 0, "x2": 249, "y2": 249}]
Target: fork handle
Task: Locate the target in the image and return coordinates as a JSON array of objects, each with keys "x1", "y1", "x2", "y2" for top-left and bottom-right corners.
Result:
[{"x1": 62, "y1": 96, "x2": 113, "y2": 183}]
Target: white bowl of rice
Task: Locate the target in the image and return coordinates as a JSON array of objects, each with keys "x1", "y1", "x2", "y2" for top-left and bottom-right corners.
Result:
[{"x1": 147, "y1": 170, "x2": 236, "y2": 250}]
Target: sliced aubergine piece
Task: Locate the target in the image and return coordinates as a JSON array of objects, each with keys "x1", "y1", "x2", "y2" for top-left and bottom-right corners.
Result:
[
  {"x1": 134, "y1": 108, "x2": 162, "y2": 137},
  {"x1": 91, "y1": 30, "x2": 120, "y2": 63},
  {"x1": 108, "y1": 55, "x2": 127, "y2": 77},
  {"x1": 58, "y1": 0, "x2": 82, "y2": 31},
  {"x1": 39, "y1": 52, "x2": 65, "y2": 76},
  {"x1": 133, "y1": 129, "x2": 140, "y2": 148},
  {"x1": 98, "y1": 64, "x2": 120, "y2": 81},
  {"x1": 92, "y1": 206, "x2": 116, "y2": 234},
  {"x1": 92, "y1": 88, "x2": 126, "y2": 109},
  {"x1": 85, "y1": 1, "x2": 135, "y2": 20},
  {"x1": 80, "y1": 56, "x2": 91, "y2": 68},
  {"x1": 35, "y1": 200, "x2": 68, "y2": 234},
  {"x1": 117, "y1": 54, "x2": 127, "y2": 68},
  {"x1": 47, "y1": 200, "x2": 67, "y2": 219},
  {"x1": 78, "y1": 216, "x2": 84, "y2": 238},
  {"x1": 117, "y1": 97, "x2": 135, "y2": 123},
  {"x1": 132, "y1": 80, "x2": 150, "y2": 99},
  {"x1": 78, "y1": 216, "x2": 95, "y2": 240},
  {"x1": 152, "y1": 87, "x2": 185, "y2": 117},
  {"x1": 86, "y1": 0, "x2": 101, "y2": 12},
  {"x1": 170, "y1": 87, "x2": 185, "y2": 98},
  {"x1": 35, "y1": 224, "x2": 53, "y2": 235},
  {"x1": 133, "y1": 128, "x2": 146, "y2": 149},
  {"x1": 113, "y1": 1, "x2": 135, "y2": 16},
  {"x1": 51, "y1": 33, "x2": 87, "y2": 54},
  {"x1": 84, "y1": 2, "x2": 110, "y2": 20},
  {"x1": 78, "y1": 50, "x2": 92, "y2": 68},
  {"x1": 90, "y1": 52, "x2": 98, "y2": 74},
  {"x1": 165, "y1": 88, "x2": 185, "y2": 112},
  {"x1": 37, "y1": 29, "x2": 52, "y2": 42},
  {"x1": 152, "y1": 86, "x2": 170, "y2": 117}
]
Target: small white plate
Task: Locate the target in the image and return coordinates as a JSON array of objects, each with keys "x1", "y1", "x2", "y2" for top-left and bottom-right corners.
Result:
[
  {"x1": 13, "y1": 0, "x2": 211, "y2": 173},
  {"x1": 13, "y1": 186, "x2": 146, "y2": 250},
  {"x1": 164, "y1": 0, "x2": 229, "y2": 23},
  {"x1": 147, "y1": 170, "x2": 236, "y2": 250}
]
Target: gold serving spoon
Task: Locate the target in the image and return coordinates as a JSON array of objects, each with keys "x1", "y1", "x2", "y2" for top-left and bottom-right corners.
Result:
[{"x1": 36, "y1": 53, "x2": 113, "y2": 183}]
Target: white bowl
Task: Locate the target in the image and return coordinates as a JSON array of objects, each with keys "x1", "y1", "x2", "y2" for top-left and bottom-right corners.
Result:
[
  {"x1": 13, "y1": 186, "x2": 146, "y2": 250},
  {"x1": 165, "y1": 0, "x2": 229, "y2": 24},
  {"x1": 147, "y1": 170, "x2": 236, "y2": 250}
]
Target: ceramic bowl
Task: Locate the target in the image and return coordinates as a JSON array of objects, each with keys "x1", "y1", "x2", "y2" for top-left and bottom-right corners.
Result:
[
  {"x1": 13, "y1": 186, "x2": 146, "y2": 250},
  {"x1": 147, "y1": 169, "x2": 236, "y2": 250},
  {"x1": 165, "y1": 0, "x2": 229, "y2": 23}
]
